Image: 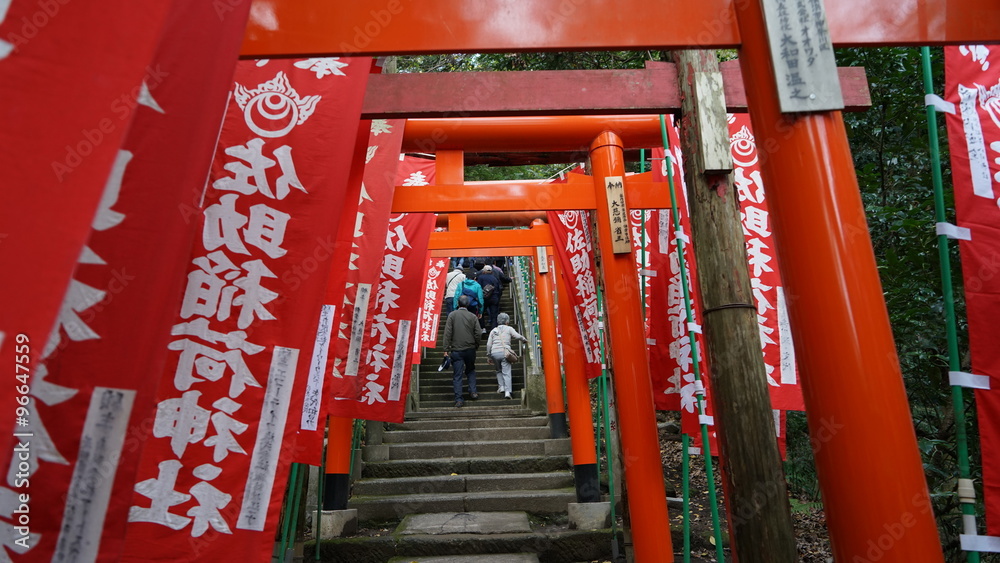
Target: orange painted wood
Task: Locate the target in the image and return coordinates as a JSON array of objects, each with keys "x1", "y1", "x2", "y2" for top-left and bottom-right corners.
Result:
[
  {"x1": 363, "y1": 65, "x2": 869, "y2": 118},
  {"x1": 734, "y1": 0, "x2": 946, "y2": 559},
  {"x1": 428, "y1": 226, "x2": 554, "y2": 251},
  {"x1": 392, "y1": 177, "x2": 672, "y2": 212},
  {"x1": 589, "y1": 131, "x2": 674, "y2": 560},
  {"x1": 535, "y1": 253, "x2": 565, "y2": 418},
  {"x1": 430, "y1": 246, "x2": 534, "y2": 258},
  {"x1": 241, "y1": 0, "x2": 1000, "y2": 57}
]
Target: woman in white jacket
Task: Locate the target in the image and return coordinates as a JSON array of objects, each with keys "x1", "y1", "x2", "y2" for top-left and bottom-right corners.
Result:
[{"x1": 486, "y1": 312, "x2": 528, "y2": 399}]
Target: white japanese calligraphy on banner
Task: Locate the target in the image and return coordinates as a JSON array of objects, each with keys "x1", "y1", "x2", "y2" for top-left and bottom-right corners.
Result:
[
  {"x1": 122, "y1": 57, "x2": 370, "y2": 561},
  {"x1": 419, "y1": 255, "x2": 449, "y2": 348},
  {"x1": 729, "y1": 113, "x2": 803, "y2": 411},
  {"x1": 328, "y1": 212, "x2": 435, "y2": 423},
  {"x1": 547, "y1": 207, "x2": 603, "y2": 378}
]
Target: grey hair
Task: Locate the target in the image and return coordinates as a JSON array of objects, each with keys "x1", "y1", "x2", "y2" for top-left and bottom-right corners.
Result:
[
  {"x1": 457, "y1": 294, "x2": 471, "y2": 308},
  {"x1": 497, "y1": 312, "x2": 510, "y2": 325}
]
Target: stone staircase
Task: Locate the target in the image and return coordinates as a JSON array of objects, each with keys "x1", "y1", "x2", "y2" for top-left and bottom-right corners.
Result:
[
  {"x1": 414, "y1": 269, "x2": 526, "y2": 411},
  {"x1": 314, "y1": 267, "x2": 618, "y2": 562}
]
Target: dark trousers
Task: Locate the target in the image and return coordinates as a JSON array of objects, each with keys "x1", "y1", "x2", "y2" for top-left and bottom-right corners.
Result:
[
  {"x1": 483, "y1": 299, "x2": 500, "y2": 329},
  {"x1": 450, "y1": 348, "x2": 477, "y2": 401},
  {"x1": 444, "y1": 296, "x2": 454, "y2": 316}
]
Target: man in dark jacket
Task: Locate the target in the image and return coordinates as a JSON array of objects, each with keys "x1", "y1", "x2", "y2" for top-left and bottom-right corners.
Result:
[
  {"x1": 476, "y1": 265, "x2": 502, "y2": 330},
  {"x1": 442, "y1": 294, "x2": 482, "y2": 407}
]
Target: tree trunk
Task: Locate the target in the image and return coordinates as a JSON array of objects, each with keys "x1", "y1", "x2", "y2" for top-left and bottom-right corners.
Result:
[{"x1": 673, "y1": 49, "x2": 798, "y2": 563}]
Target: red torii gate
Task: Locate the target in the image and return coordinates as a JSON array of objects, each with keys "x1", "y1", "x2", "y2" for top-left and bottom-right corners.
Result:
[{"x1": 249, "y1": 3, "x2": 995, "y2": 562}]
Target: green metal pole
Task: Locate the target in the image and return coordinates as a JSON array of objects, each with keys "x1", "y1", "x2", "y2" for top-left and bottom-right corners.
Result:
[
  {"x1": 596, "y1": 288, "x2": 619, "y2": 558},
  {"x1": 316, "y1": 425, "x2": 327, "y2": 561},
  {"x1": 921, "y1": 46, "x2": 980, "y2": 562},
  {"x1": 288, "y1": 463, "x2": 306, "y2": 558},
  {"x1": 682, "y1": 433, "x2": 691, "y2": 563},
  {"x1": 659, "y1": 114, "x2": 726, "y2": 562},
  {"x1": 640, "y1": 148, "x2": 648, "y2": 320},
  {"x1": 279, "y1": 463, "x2": 301, "y2": 557}
]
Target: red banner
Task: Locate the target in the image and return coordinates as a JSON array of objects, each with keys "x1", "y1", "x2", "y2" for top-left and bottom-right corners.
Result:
[
  {"x1": 328, "y1": 213, "x2": 435, "y2": 423},
  {"x1": 121, "y1": 57, "x2": 369, "y2": 561},
  {"x1": 0, "y1": 2, "x2": 251, "y2": 560},
  {"x1": 0, "y1": 0, "x2": 173, "y2": 461},
  {"x1": 418, "y1": 255, "x2": 450, "y2": 348},
  {"x1": 324, "y1": 119, "x2": 405, "y2": 403},
  {"x1": 729, "y1": 114, "x2": 803, "y2": 412},
  {"x1": 945, "y1": 44, "x2": 1000, "y2": 535},
  {"x1": 397, "y1": 155, "x2": 436, "y2": 186},
  {"x1": 547, "y1": 207, "x2": 603, "y2": 379}
]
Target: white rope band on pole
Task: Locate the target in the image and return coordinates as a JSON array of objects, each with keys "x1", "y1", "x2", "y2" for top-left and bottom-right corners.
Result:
[
  {"x1": 925, "y1": 94, "x2": 957, "y2": 115},
  {"x1": 949, "y1": 371, "x2": 991, "y2": 390},
  {"x1": 936, "y1": 222, "x2": 972, "y2": 241},
  {"x1": 699, "y1": 415, "x2": 715, "y2": 426},
  {"x1": 960, "y1": 535, "x2": 1000, "y2": 552}
]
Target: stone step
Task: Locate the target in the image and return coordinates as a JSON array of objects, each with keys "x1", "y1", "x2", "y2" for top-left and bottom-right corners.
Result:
[
  {"x1": 389, "y1": 556, "x2": 539, "y2": 563},
  {"x1": 387, "y1": 438, "x2": 570, "y2": 460},
  {"x1": 362, "y1": 455, "x2": 571, "y2": 479},
  {"x1": 382, "y1": 425, "x2": 550, "y2": 443},
  {"x1": 419, "y1": 397, "x2": 521, "y2": 409},
  {"x1": 411, "y1": 405, "x2": 529, "y2": 418},
  {"x1": 352, "y1": 488, "x2": 577, "y2": 521},
  {"x1": 317, "y1": 529, "x2": 614, "y2": 563},
  {"x1": 354, "y1": 472, "x2": 575, "y2": 496},
  {"x1": 389, "y1": 416, "x2": 548, "y2": 431}
]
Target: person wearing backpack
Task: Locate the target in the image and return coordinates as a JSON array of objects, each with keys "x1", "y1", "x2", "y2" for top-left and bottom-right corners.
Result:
[
  {"x1": 486, "y1": 312, "x2": 528, "y2": 399},
  {"x1": 476, "y1": 265, "x2": 502, "y2": 330},
  {"x1": 453, "y1": 277, "x2": 484, "y2": 319},
  {"x1": 444, "y1": 265, "x2": 466, "y2": 316}
]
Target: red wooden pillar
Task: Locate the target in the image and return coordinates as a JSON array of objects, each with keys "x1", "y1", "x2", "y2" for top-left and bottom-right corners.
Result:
[
  {"x1": 590, "y1": 132, "x2": 674, "y2": 561},
  {"x1": 323, "y1": 416, "x2": 354, "y2": 509},
  {"x1": 535, "y1": 242, "x2": 568, "y2": 438},
  {"x1": 557, "y1": 268, "x2": 600, "y2": 502},
  {"x1": 733, "y1": 3, "x2": 944, "y2": 562}
]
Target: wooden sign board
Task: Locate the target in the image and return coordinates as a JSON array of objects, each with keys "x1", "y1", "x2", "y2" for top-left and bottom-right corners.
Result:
[
  {"x1": 761, "y1": 0, "x2": 844, "y2": 113},
  {"x1": 536, "y1": 246, "x2": 550, "y2": 273},
  {"x1": 604, "y1": 176, "x2": 632, "y2": 254}
]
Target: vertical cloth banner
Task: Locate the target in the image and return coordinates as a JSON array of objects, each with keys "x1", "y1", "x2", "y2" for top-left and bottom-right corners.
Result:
[
  {"x1": 328, "y1": 212, "x2": 436, "y2": 423},
  {"x1": 547, "y1": 206, "x2": 603, "y2": 379},
  {"x1": 944, "y1": 44, "x2": 1000, "y2": 535},
  {"x1": 121, "y1": 57, "x2": 369, "y2": 561},
  {"x1": 0, "y1": 0, "x2": 172, "y2": 464},
  {"x1": 326, "y1": 119, "x2": 405, "y2": 390},
  {"x1": 0, "y1": 1, "x2": 252, "y2": 560},
  {"x1": 397, "y1": 155, "x2": 436, "y2": 186},
  {"x1": 418, "y1": 255, "x2": 450, "y2": 349},
  {"x1": 729, "y1": 114, "x2": 804, "y2": 412}
]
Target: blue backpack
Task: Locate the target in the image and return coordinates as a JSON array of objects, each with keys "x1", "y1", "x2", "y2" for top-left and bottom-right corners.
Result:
[{"x1": 459, "y1": 281, "x2": 480, "y2": 309}]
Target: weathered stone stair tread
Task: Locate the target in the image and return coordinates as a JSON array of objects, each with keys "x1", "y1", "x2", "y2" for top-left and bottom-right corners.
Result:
[
  {"x1": 353, "y1": 489, "x2": 578, "y2": 521},
  {"x1": 390, "y1": 416, "x2": 548, "y2": 431},
  {"x1": 354, "y1": 472, "x2": 574, "y2": 495},
  {"x1": 396, "y1": 512, "x2": 532, "y2": 535},
  {"x1": 383, "y1": 425, "x2": 551, "y2": 443},
  {"x1": 418, "y1": 398, "x2": 524, "y2": 409},
  {"x1": 389, "y1": 554, "x2": 539, "y2": 563},
  {"x1": 317, "y1": 529, "x2": 613, "y2": 563},
  {"x1": 406, "y1": 407, "x2": 534, "y2": 419},
  {"x1": 387, "y1": 438, "x2": 570, "y2": 460},
  {"x1": 363, "y1": 455, "x2": 571, "y2": 479}
]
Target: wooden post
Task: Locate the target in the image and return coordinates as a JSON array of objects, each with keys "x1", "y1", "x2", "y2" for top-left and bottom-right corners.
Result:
[
  {"x1": 535, "y1": 244, "x2": 568, "y2": 438},
  {"x1": 732, "y1": 2, "x2": 945, "y2": 560},
  {"x1": 590, "y1": 132, "x2": 674, "y2": 562},
  {"x1": 323, "y1": 416, "x2": 354, "y2": 510},
  {"x1": 557, "y1": 267, "x2": 600, "y2": 502},
  {"x1": 673, "y1": 49, "x2": 797, "y2": 562}
]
